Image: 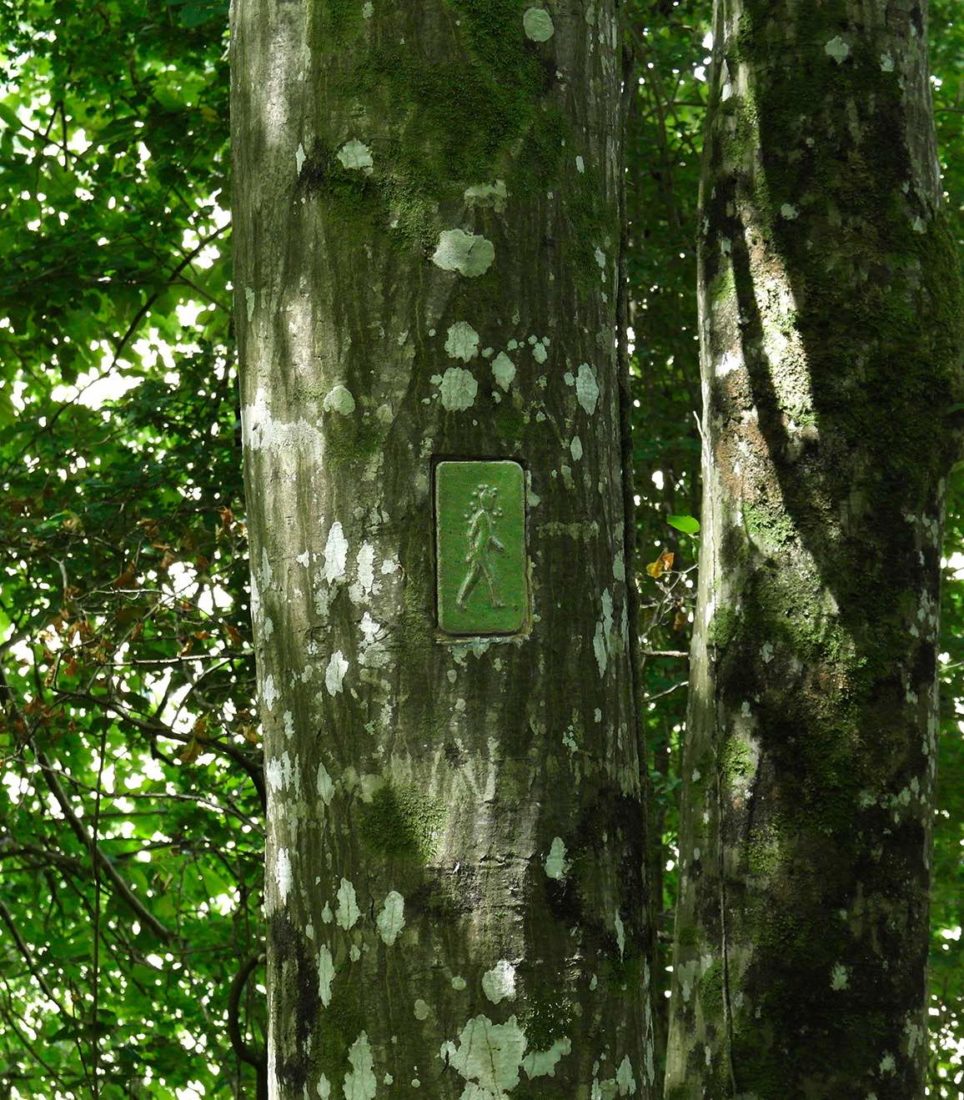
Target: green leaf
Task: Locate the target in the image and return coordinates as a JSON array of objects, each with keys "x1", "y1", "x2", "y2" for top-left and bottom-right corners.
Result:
[
  {"x1": 0, "y1": 384, "x2": 14, "y2": 428},
  {"x1": 666, "y1": 514, "x2": 700, "y2": 536},
  {"x1": 0, "y1": 100, "x2": 22, "y2": 133},
  {"x1": 166, "y1": 0, "x2": 229, "y2": 27}
]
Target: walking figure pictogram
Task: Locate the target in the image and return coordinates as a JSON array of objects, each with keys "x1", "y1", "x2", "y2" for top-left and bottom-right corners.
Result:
[{"x1": 457, "y1": 484, "x2": 505, "y2": 609}]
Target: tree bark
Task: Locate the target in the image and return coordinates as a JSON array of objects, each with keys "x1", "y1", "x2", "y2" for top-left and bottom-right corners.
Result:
[
  {"x1": 231, "y1": 2, "x2": 657, "y2": 1097},
  {"x1": 666, "y1": 1, "x2": 962, "y2": 1097}
]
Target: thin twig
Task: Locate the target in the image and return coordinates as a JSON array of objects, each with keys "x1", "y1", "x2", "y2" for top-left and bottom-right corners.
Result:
[
  {"x1": 90, "y1": 719, "x2": 109, "y2": 1099},
  {"x1": 33, "y1": 749, "x2": 173, "y2": 942},
  {"x1": 645, "y1": 680, "x2": 689, "y2": 703}
]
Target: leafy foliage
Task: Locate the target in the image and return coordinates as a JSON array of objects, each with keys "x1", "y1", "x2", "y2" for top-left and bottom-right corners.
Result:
[{"x1": 0, "y1": 2, "x2": 263, "y2": 1096}]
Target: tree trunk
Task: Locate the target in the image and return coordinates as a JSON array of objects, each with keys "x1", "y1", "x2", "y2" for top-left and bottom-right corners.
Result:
[
  {"x1": 666, "y1": 1, "x2": 962, "y2": 1097},
  {"x1": 231, "y1": 2, "x2": 656, "y2": 1097}
]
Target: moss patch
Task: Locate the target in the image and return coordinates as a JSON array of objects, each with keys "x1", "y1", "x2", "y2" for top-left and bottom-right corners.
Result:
[
  {"x1": 720, "y1": 734, "x2": 753, "y2": 784},
  {"x1": 707, "y1": 606, "x2": 739, "y2": 650},
  {"x1": 359, "y1": 782, "x2": 446, "y2": 862},
  {"x1": 698, "y1": 959, "x2": 725, "y2": 1015},
  {"x1": 515, "y1": 981, "x2": 573, "y2": 1052},
  {"x1": 313, "y1": 976, "x2": 365, "y2": 1087},
  {"x1": 742, "y1": 501, "x2": 796, "y2": 552}
]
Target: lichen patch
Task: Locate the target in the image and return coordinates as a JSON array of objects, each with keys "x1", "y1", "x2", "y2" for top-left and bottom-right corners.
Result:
[
  {"x1": 825, "y1": 36, "x2": 850, "y2": 64},
  {"x1": 376, "y1": 890, "x2": 406, "y2": 945},
  {"x1": 438, "y1": 367, "x2": 479, "y2": 411},
  {"x1": 323, "y1": 521, "x2": 348, "y2": 584},
  {"x1": 464, "y1": 180, "x2": 507, "y2": 211},
  {"x1": 432, "y1": 229, "x2": 495, "y2": 277},
  {"x1": 262, "y1": 673, "x2": 278, "y2": 710},
  {"x1": 337, "y1": 139, "x2": 374, "y2": 174},
  {"x1": 357, "y1": 542, "x2": 376, "y2": 595},
  {"x1": 522, "y1": 1036, "x2": 571, "y2": 1079},
  {"x1": 242, "y1": 388, "x2": 325, "y2": 455},
  {"x1": 593, "y1": 620, "x2": 608, "y2": 675},
  {"x1": 482, "y1": 960, "x2": 517, "y2": 1004},
  {"x1": 323, "y1": 383, "x2": 356, "y2": 416},
  {"x1": 344, "y1": 1032, "x2": 376, "y2": 1099},
  {"x1": 275, "y1": 847, "x2": 292, "y2": 904},
  {"x1": 491, "y1": 352, "x2": 516, "y2": 391},
  {"x1": 445, "y1": 321, "x2": 481, "y2": 362},
  {"x1": 266, "y1": 750, "x2": 296, "y2": 792},
  {"x1": 318, "y1": 944, "x2": 335, "y2": 1007},
  {"x1": 616, "y1": 1055, "x2": 637, "y2": 1095},
  {"x1": 325, "y1": 650, "x2": 349, "y2": 695},
  {"x1": 576, "y1": 362, "x2": 600, "y2": 415},
  {"x1": 336, "y1": 877, "x2": 361, "y2": 930},
  {"x1": 614, "y1": 908, "x2": 626, "y2": 958},
  {"x1": 317, "y1": 761, "x2": 335, "y2": 804},
  {"x1": 544, "y1": 836, "x2": 568, "y2": 879},
  {"x1": 523, "y1": 7, "x2": 555, "y2": 42},
  {"x1": 440, "y1": 1014, "x2": 527, "y2": 1097}
]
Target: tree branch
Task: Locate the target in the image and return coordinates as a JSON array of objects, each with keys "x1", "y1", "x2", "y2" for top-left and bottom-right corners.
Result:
[
  {"x1": 227, "y1": 953, "x2": 268, "y2": 1100},
  {"x1": 33, "y1": 749, "x2": 173, "y2": 943}
]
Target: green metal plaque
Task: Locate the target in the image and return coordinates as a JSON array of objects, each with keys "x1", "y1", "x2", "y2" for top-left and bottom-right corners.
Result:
[{"x1": 435, "y1": 460, "x2": 527, "y2": 636}]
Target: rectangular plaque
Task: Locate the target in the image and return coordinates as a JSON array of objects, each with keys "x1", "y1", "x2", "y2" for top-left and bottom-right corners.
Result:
[{"x1": 435, "y1": 459, "x2": 527, "y2": 636}]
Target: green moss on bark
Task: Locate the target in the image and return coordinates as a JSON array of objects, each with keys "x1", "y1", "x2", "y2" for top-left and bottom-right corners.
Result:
[
  {"x1": 719, "y1": 734, "x2": 752, "y2": 783},
  {"x1": 305, "y1": 0, "x2": 559, "y2": 255},
  {"x1": 516, "y1": 982, "x2": 573, "y2": 1052},
  {"x1": 698, "y1": 961, "x2": 725, "y2": 1016},
  {"x1": 706, "y1": 606, "x2": 738, "y2": 650},
  {"x1": 359, "y1": 782, "x2": 446, "y2": 862},
  {"x1": 312, "y1": 0, "x2": 365, "y2": 43},
  {"x1": 741, "y1": 502, "x2": 795, "y2": 551},
  {"x1": 313, "y1": 978, "x2": 365, "y2": 1086}
]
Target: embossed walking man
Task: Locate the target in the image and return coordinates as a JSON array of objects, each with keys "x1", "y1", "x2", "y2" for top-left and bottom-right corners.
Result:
[{"x1": 457, "y1": 484, "x2": 505, "y2": 610}]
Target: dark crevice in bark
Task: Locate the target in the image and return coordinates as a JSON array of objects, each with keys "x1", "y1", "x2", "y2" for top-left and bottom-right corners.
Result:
[{"x1": 617, "y1": 10, "x2": 661, "y2": 1062}]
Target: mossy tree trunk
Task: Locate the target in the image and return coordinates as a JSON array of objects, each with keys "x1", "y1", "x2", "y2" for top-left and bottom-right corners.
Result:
[
  {"x1": 665, "y1": 2, "x2": 962, "y2": 1097},
  {"x1": 231, "y1": 2, "x2": 657, "y2": 1097}
]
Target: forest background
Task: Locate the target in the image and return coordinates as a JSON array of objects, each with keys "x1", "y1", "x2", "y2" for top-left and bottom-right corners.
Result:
[{"x1": 0, "y1": 0, "x2": 959, "y2": 1097}]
